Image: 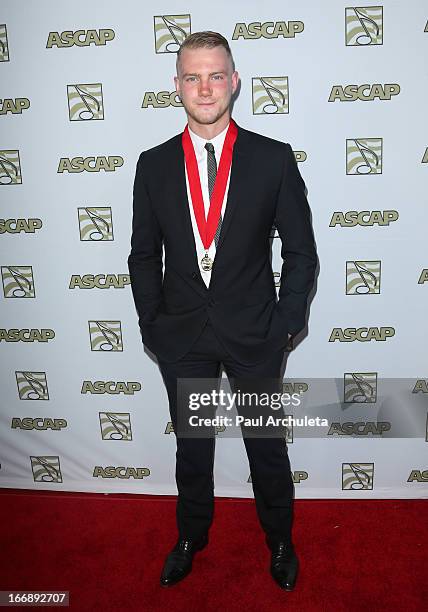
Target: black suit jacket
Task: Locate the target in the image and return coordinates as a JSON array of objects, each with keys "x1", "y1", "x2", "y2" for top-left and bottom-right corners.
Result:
[{"x1": 128, "y1": 123, "x2": 317, "y2": 364}]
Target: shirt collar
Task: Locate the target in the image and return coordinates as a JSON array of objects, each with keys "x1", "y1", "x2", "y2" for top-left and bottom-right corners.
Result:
[{"x1": 188, "y1": 122, "x2": 230, "y2": 161}]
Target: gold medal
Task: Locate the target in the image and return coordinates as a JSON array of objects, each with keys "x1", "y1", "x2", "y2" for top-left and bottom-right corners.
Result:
[{"x1": 201, "y1": 252, "x2": 213, "y2": 271}]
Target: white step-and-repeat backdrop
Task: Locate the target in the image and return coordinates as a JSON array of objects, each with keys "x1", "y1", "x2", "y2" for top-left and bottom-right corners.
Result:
[{"x1": 1, "y1": 0, "x2": 427, "y2": 498}]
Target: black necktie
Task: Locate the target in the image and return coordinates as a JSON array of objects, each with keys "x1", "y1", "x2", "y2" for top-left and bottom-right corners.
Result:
[{"x1": 205, "y1": 142, "x2": 222, "y2": 247}]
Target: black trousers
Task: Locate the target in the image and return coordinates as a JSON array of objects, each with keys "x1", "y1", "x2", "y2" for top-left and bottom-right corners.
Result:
[{"x1": 157, "y1": 319, "x2": 295, "y2": 545}]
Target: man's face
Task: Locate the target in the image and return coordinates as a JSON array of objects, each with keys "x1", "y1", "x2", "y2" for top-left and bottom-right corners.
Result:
[{"x1": 174, "y1": 45, "x2": 239, "y2": 127}]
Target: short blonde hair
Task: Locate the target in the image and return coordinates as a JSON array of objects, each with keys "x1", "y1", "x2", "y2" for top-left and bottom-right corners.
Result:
[{"x1": 176, "y1": 31, "x2": 235, "y2": 71}]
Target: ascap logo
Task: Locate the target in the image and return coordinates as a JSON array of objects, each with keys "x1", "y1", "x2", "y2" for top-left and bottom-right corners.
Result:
[
  {"x1": 99, "y1": 412, "x2": 132, "y2": 440},
  {"x1": 93, "y1": 466, "x2": 150, "y2": 479},
  {"x1": 81, "y1": 381, "x2": 141, "y2": 395},
  {"x1": 252, "y1": 77, "x2": 288, "y2": 114},
  {"x1": 69, "y1": 274, "x2": 130, "y2": 289},
  {"x1": 16, "y1": 371, "x2": 49, "y2": 400},
  {"x1": 345, "y1": 7, "x2": 383, "y2": 46},
  {"x1": 164, "y1": 421, "x2": 224, "y2": 436},
  {"x1": 248, "y1": 470, "x2": 308, "y2": 484},
  {"x1": 232, "y1": 21, "x2": 304, "y2": 40},
  {"x1": 0, "y1": 98, "x2": 30, "y2": 114},
  {"x1": 344, "y1": 373, "x2": 377, "y2": 403},
  {"x1": 0, "y1": 150, "x2": 22, "y2": 184},
  {"x1": 412, "y1": 380, "x2": 428, "y2": 393},
  {"x1": 422, "y1": 148, "x2": 428, "y2": 163},
  {"x1": 346, "y1": 260, "x2": 381, "y2": 294},
  {"x1": 78, "y1": 207, "x2": 113, "y2": 241},
  {"x1": 12, "y1": 418, "x2": 67, "y2": 431},
  {"x1": 0, "y1": 329, "x2": 55, "y2": 342},
  {"x1": 418, "y1": 269, "x2": 428, "y2": 284},
  {"x1": 89, "y1": 320, "x2": 123, "y2": 351},
  {"x1": 407, "y1": 470, "x2": 428, "y2": 482},
  {"x1": 329, "y1": 84, "x2": 399, "y2": 102},
  {"x1": 283, "y1": 382, "x2": 308, "y2": 394},
  {"x1": 67, "y1": 84, "x2": 104, "y2": 121},
  {"x1": 31, "y1": 456, "x2": 62, "y2": 483},
  {"x1": 329, "y1": 327, "x2": 394, "y2": 342},
  {"x1": 0, "y1": 218, "x2": 42, "y2": 234},
  {"x1": 1, "y1": 266, "x2": 35, "y2": 298},
  {"x1": 346, "y1": 138, "x2": 382, "y2": 174},
  {"x1": 154, "y1": 15, "x2": 190, "y2": 53},
  {"x1": 329, "y1": 422, "x2": 389, "y2": 435},
  {"x1": 329, "y1": 210, "x2": 398, "y2": 227},
  {"x1": 425, "y1": 20, "x2": 428, "y2": 33},
  {"x1": 58, "y1": 156, "x2": 123, "y2": 173},
  {"x1": 342, "y1": 463, "x2": 374, "y2": 489},
  {"x1": 0, "y1": 24, "x2": 9, "y2": 61},
  {"x1": 46, "y1": 29, "x2": 115, "y2": 48},
  {"x1": 141, "y1": 90, "x2": 182, "y2": 108},
  {"x1": 165, "y1": 421, "x2": 174, "y2": 434}
]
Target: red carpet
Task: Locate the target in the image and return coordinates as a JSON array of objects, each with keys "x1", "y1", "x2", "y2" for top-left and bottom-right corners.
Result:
[{"x1": 0, "y1": 490, "x2": 426, "y2": 611}]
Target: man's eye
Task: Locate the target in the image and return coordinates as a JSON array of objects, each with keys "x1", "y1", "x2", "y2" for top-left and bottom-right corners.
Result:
[
  {"x1": 186, "y1": 76, "x2": 197, "y2": 82},
  {"x1": 213, "y1": 75, "x2": 223, "y2": 80}
]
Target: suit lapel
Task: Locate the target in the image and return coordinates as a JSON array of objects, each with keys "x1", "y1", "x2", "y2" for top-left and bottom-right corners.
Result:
[
  {"x1": 169, "y1": 135, "x2": 208, "y2": 294},
  {"x1": 215, "y1": 124, "x2": 252, "y2": 252}
]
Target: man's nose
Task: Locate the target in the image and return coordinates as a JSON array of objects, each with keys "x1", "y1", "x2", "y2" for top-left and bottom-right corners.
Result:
[{"x1": 198, "y1": 79, "x2": 212, "y2": 96}]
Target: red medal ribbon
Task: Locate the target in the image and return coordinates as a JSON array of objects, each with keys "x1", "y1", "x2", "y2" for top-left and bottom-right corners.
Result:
[{"x1": 182, "y1": 119, "x2": 238, "y2": 250}]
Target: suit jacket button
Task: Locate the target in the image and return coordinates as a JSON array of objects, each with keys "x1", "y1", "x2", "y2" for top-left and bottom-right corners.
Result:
[{"x1": 208, "y1": 299, "x2": 215, "y2": 307}]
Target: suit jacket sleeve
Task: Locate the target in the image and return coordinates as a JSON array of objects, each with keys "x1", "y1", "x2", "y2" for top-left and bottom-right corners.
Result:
[
  {"x1": 274, "y1": 144, "x2": 317, "y2": 341},
  {"x1": 127, "y1": 152, "x2": 164, "y2": 328}
]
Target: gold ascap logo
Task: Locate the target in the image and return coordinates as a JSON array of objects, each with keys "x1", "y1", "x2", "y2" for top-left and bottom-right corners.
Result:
[
  {"x1": 418, "y1": 269, "x2": 428, "y2": 284},
  {"x1": 346, "y1": 261, "x2": 381, "y2": 294},
  {"x1": 58, "y1": 156, "x2": 123, "y2": 173},
  {"x1": 88, "y1": 320, "x2": 123, "y2": 351},
  {"x1": 0, "y1": 98, "x2": 30, "y2": 114},
  {"x1": 1, "y1": 266, "x2": 35, "y2": 298},
  {"x1": 93, "y1": 466, "x2": 150, "y2": 479},
  {"x1": 141, "y1": 91, "x2": 182, "y2": 108},
  {"x1": 81, "y1": 381, "x2": 141, "y2": 395},
  {"x1": 69, "y1": 274, "x2": 130, "y2": 289},
  {"x1": 344, "y1": 373, "x2": 377, "y2": 403},
  {"x1": 252, "y1": 77, "x2": 289, "y2": 114},
  {"x1": 0, "y1": 150, "x2": 22, "y2": 184},
  {"x1": 346, "y1": 138, "x2": 382, "y2": 174},
  {"x1": 329, "y1": 210, "x2": 398, "y2": 227},
  {"x1": 329, "y1": 327, "x2": 394, "y2": 342},
  {"x1": 345, "y1": 7, "x2": 383, "y2": 46},
  {"x1": 154, "y1": 15, "x2": 190, "y2": 53},
  {"x1": 16, "y1": 371, "x2": 49, "y2": 400},
  {"x1": 78, "y1": 207, "x2": 113, "y2": 241},
  {"x1": 342, "y1": 463, "x2": 374, "y2": 489},
  {"x1": 407, "y1": 470, "x2": 428, "y2": 482},
  {"x1": 46, "y1": 29, "x2": 115, "y2": 48},
  {"x1": 0, "y1": 218, "x2": 42, "y2": 234},
  {"x1": 67, "y1": 84, "x2": 104, "y2": 120},
  {"x1": 329, "y1": 84, "x2": 399, "y2": 102},
  {"x1": 99, "y1": 412, "x2": 132, "y2": 440},
  {"x1": 31, "y1": 456, "x2": 62, "y2": 482},
  {"x1": 0, "y1": 24, "x2": 9, "y2": 61},
  {"x1": 232, "y1": 21, "x2": 304, "y2": 39}
]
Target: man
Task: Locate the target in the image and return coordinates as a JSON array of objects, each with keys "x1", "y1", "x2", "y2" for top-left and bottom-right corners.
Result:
[{"x1": 128, "y1": 31, "x2": 317, "y2": 590}]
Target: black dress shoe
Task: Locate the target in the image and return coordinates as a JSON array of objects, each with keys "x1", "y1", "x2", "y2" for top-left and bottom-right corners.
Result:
[
  {"x1": 268, "y1": 541, "x2": 299, "y2": 591},
  {"x1": 160, "y1": 535, "x2": 208, "y2": 587}
]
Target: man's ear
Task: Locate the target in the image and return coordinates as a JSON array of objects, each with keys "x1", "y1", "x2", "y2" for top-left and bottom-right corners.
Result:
[
  {"x1": 231, "y1": 71, "x2": 239, "y2": 95},
  {"x1": 174, "y1": 75, "x2": 180, "y2": 95}
]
